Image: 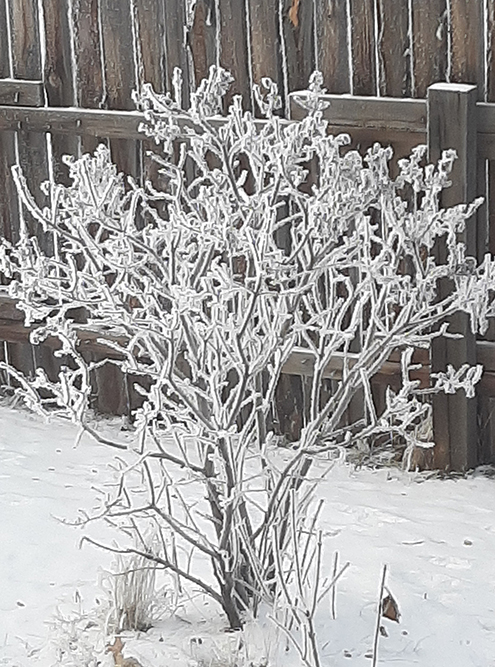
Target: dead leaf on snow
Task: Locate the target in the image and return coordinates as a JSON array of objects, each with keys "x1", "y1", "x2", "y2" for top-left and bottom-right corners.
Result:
[{"x1": 382, "y1": 592, "x2": 400, "y2": 622}]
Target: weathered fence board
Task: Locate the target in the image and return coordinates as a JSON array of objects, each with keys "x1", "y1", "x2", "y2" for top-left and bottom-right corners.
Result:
[
  {"x1": 450, "y1": 0, "x2": 485, "y2": 93},
  {"x1": 0, "y1": 1, "x2": 9, "y2": 79},
  {"x1": 189, "y1": 0, "x2": 217, "y2": 87},
  {"x1": 411, "y1": 0, "x2": 448, "y2": 98},
  {"x1": 99, "y1": 0, "x2": 140, "y2": 178},
  {"x1": 71, "y1": 0, "x2": 106, "y2": 153},
  {"x1": 72, "y1": 0, "x2": 105, "y2": 108},
  {"x1": 428, "y1": 83, "x2": 479, "y2": 471},
  {"x1": 248, "y1": 0, "x2": 282, "y2": 91},
  {"x1": 217, "y1": 0, "x2": 251, "y2": 109},
  {"x1": 42, "y1": 0, "x2": 79, "y2": 185},
  {"x1": 282, "y1": 0, "x2": 316, "y2": 96},
  {"x1": 377, "y1": 0, "x2": 411, "y2": 97},
  {"x1": 315, "y1": 0, "x2": 350, "y2": 95},
  {"x1": 162, "y1": 0, "x2": 190, "y2": 105},
  {"x1": 349, "y1": 0, "x2": 376, "y2": 95},
  {"x1": 133, "y1": 0, "x2": 166, "y2": 95}
]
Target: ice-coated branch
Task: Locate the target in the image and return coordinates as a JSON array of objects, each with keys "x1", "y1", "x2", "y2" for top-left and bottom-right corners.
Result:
[{"x1": 3, "y1": 66, "x2": 495, "y2": 638}]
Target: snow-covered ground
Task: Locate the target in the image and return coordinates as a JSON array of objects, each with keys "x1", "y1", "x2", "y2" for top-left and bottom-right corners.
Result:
[{"x1": 1, "y1": 403, "x2": 495, "y2": 666}]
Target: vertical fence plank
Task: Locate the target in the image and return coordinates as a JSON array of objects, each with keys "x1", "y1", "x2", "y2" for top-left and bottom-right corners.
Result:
[
  {"x1": 72, "y1": 0, "x2": 105, "y2": 155},
  {"x1": 0, "y1": 131, "x2": 17, "y2": 242},
  {"x1": 487, "y1": 2, "x2": 495, "y2": 256},
  {"x1": 0, "y1": 0, "x2": 10, "y2": 78},
  {"x1": 133, "y1": 0, "x2": 168, "y2": 189},
  {"x1": 72, "y1": 0, "x2": 105, "y2": 109},
  {"x1": 218, "y1": 0, "x2": 251, "y2": 109},
  {"x1": 277, "y1": 0, "x2": 315, "y2": 438},
  {"x1": 189, "y1": 0, "x2": 217, "y2": 88},
  {"x1": 133, "y1": 0, "x2": 166, "y2": 93},
  {"x1": 349, "y1": 0, "x2": 376, "y2": 96},
  {"x1": 42, "y1": 0, "x2": 78, "y2": 184},
  {"x1": 248, "y1": 0, "x2": 282, "y2": 92},
  {"x1": 99, "y1": 0, "x2": 140, "y2": 178},
  {"x1": 7, "y1": 1, "x2": 52, "y2": 385},
  {"x1": 376, "y1": 0, "x2": 411, "y2": 97},
  {"x1": 315, "y1": 0, "x2": 350, "y2": 94},
  {"x1": 489, "y1": 0, "x2": 495, "y2": 103},
  {"x1": 428, "y1": 83, "x2": 478, "y2": 471},
  {"x1": 411, "y1": 0, "x2": 447, "y2": 98},
  {"x1": 479, "y1": 1, "x2": 495, "y2": 463},
  {"x1": 450, "y1": 0, "x2": 485, "y2": 93},
  {"x1": 98, "y1": 0, "x2": 140, "y2": 413},
  {"x1": 9, "y1": 0, "x2": 49, "y2": 230},
  {"x1": 163, "y1": 0, "x2": 191, "y2": 104},
  {"x1": 100, "y1": 0, "x2": 135, "y2": 110},
  {"x1": 0, "y1": 0, "x2": 15, "y2": 242},
  {"x1": 9, "y1": 0, "x2": 42, "y2": 79},
  {"x1": 281, "y1": 0, "x2": 315, "y2": 95}
]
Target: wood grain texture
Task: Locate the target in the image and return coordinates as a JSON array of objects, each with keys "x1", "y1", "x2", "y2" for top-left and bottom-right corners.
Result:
[
  {"x1": 188, "y1": 0, "x2": 217, "y2": 88},
  {"x1": 72, "y1": 0, "x2": 105, "y2": 110},
  {"x1": 99, "y1": 0, "x2": 135, "y2": 110},
  {"x1": 218, "y1": 0, "x2": 251, "y2": 109},
  {"x1": 411, "y1": 0, "x2": 447, "y2": 98},
  {"x1": 486, "y1": 0, "x2": 495, "y2": 319},
  {"x1": 281, "y1": 0, "x2": 315, "y2": 94},
  {"x1": 315, "y1": 0, "x2": 350, "y2": 94},
  {"x1": 377, "y1": 0, "x2": 411, "y2": 97},
  {"x1": 349, "y1": 0, "x2": 376, "y2": 95},
  {"x1": 42, "y1": 0, "x2": 74, "y2": 106},
  {"x1": 71, "y1": 0, "x2": 105, "y2": 154},
  {"x1": 99, "y1": 0, "x2": 140, "y2": 177},
  {"x1": 248, "y1": 0, "x2": 281, "y2": 90},
  {"x1": 428, "y1": 83, "x2": 478, "y2": 471},
  {"x1": 0, "y1": 0, "x2": 10, "y2": 77},
  {"x1": 162, "y1": 0, "x2": 190, "y2": 105},
  {"x1": 0, "y1": 130, "x2": 18, "y2": 242},
  {"x1": 41, "y1": 0, "x2": 78, "y2": 185},
  {"x1": 450, "y1": 0, "x2": 484, "y2": 93},
  {"x1": 8, "y1": 0, "x2": 49, "y2": 247},
  {"x1": 8, "y1": 0, "x2": 42, "y2": 79},
  {"x1": 0, "y1": 79, "x2": 44, "y2": 106},
  {"x1": 488, "y1": 0, "x2": 495, "y2": 101},
  {"x1": 133, "y1": 0, "x2": 166, "y2": 93}
]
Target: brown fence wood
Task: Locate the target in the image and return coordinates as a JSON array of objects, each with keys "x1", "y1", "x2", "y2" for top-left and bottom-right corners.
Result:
[
  {"x1": 189, "y1": 0, "x2": 217, "y2": 88},
  {"x1": 42, "y1": 0, "x2": 78, "y2": 185},
  {"x1": 0, "y1": 80, "x2": 44, "y2": 106},
  {"x1": 162, "y1": 0, "x2": 190, "y2": 105},
  {"x1": 8, "y1": 0, "x2": 49, "y2": 242},
  {"x1": 377, "y1": 0, "x2": 411, "y2": 97},
  {"x1": 0, "y1": 1, "x2": 9, "y2": 79},
  {"x1": 8, "y1": 0, "x2": 42, "y2": 80},
  {"x1": 411, "y1": 0, "x2": 447, "y2": 98},
  {"x1": 428, "y1": 83, "x2": 478, "y2": 471},
  {"x1": 315, "y1": 0, "x2": 350, "y2": 95},
  {"x1": 450, "y1": 0, "x2": 485, "y2": 94},
  {"x1": 133, "y1": 0, "x2": 166, "y2": 95},
  {"x1": 248, "y1": 0, "x2": 282, "y2": 92},
  {"x1": 349, "y1": 0, "x2": 377, "y2": 96},
  {"x1": 99, "y1": 0, "x2": 140, "y2": 179},
  {"x1": 282, "y1": 0, "x2": 316, "y2": 97},
  {"x1": 71, "y1": 0, "x2": 106, "y2": 153},
  {"x1": 218, "y1": 0, "x2": 251, "y2": 110}
]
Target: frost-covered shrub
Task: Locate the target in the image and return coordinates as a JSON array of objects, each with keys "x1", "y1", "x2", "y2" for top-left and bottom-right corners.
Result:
[{"x1": 1, "y1": 68, "x2": 495, "y2": 641}]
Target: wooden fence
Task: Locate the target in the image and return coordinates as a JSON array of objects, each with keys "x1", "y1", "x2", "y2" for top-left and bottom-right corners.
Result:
[{"x1": 2, "y1": 1, "x2": 495, "y2": 470}]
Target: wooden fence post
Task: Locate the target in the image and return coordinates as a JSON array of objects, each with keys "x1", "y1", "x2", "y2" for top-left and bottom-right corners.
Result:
[{"x1": 428, "y1": 82, "x2": 478, "y2": 471}]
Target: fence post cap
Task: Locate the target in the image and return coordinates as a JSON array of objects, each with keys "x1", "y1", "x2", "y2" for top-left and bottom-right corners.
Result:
[{"x1": 427, "y1": 82, "x2": 478, "y2": 94}]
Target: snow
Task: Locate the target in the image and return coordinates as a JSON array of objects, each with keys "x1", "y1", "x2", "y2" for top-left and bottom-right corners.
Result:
[{"x1": 1, "y1": 403, "x2": 495, "y2": 666}]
